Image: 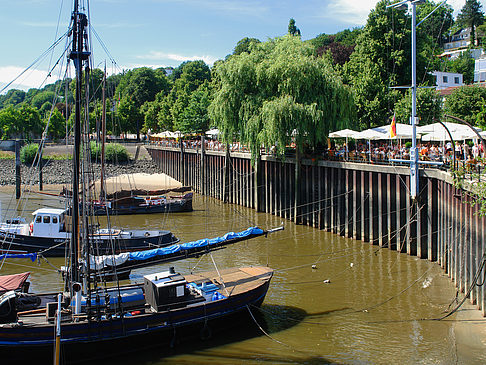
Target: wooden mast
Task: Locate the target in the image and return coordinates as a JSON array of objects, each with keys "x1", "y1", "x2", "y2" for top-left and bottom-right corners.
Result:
[
  {"x1": 100, "y1": 63, "x2": 106, "y2": 200},
  {"x1": 69, "y1": 0, "x2": 90, "y2": 285}
]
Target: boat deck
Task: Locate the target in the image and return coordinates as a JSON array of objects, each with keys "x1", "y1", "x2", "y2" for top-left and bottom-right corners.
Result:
[{"x1": 185, "y1": 266, "x2": 273, "y2": 296}]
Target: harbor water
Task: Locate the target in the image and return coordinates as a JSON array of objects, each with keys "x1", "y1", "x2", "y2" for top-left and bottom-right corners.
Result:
[{"x1": 0, "y1": 187, "x2": 485, "y2": 364}]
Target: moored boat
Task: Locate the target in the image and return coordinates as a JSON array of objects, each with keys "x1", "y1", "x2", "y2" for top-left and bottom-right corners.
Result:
[
  {"x1": 0, "y1": 208, "x2": 178, "y2": 257},
  {"x1": 0, "y1": 266, "x2": 273, "y2": 363}
]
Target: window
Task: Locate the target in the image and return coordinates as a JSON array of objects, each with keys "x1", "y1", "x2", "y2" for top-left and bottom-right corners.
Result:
[
  {"x1": 443, "y1": 76, "x2": 448, "y2": 83},
  {"x1": 43, "y1": 216, "x2": 50, "y2": 224},
  {"x1": 35, "y1": 216, "x2": 41, "y2": 223},
  {"x1": 52, "y1": 216, "x2": 58, "y2": 224},
  {"x1": 454, "y1": 77, "x2": 460, "y2": 84}
]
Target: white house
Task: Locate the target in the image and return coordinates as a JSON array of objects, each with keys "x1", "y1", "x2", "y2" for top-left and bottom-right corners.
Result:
[
  {"x1": 474, "y1": 58, "x2": 486, "y2": 83},
  {"x1": 431, "y1": 71, "x2": 463, "y2": 90},
  {"x1": 443, "y1": 28, "x2": 472, "y2": 51}
]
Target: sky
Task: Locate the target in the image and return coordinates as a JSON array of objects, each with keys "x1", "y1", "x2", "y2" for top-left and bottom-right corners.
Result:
[{"x1": 0, "y1": 0, "x2": 482, "y2": 93}]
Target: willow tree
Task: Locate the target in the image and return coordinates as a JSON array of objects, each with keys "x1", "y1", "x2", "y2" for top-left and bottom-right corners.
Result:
[{"x1": 209, "y1": 35, "x2": 355, "y2": 163}]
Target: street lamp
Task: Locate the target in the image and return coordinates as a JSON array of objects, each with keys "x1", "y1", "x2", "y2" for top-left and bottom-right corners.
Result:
[{"x1": 387, "y1": 0, "x2": 442, "y2": 200}]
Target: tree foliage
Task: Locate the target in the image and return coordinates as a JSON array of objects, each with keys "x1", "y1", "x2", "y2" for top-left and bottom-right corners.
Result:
[
  {"x1": 444, "y1": 85, "x2": 486, "y2": 127},
  {"x1": 210, "y1": 35, "x2": 354, "y2": 161},
  {"x1": 142, "y1": 60, "x2": 212, "y2": 134},
  {"x1": 233, "y1": 37, "x2": 261, "y2": 55},
  {"x1": 288, "y1": 18, "x2": 301, "y2": 36},
  {"x1": 394, "y1": 88, "x2": 442, "y2": 125},
  {"x1": 444, "y1": 51, "x2": 475, "y2": 84},
  {"x1": 416, "y1": 0, "x2": 454, "y2": 47},
  {"x1": 344, "y1": 0, "x2": 433, "y2": 129}
]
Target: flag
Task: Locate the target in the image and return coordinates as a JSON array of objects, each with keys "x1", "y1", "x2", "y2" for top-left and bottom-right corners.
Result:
[{"x1": 390, "y1": 114, "x2": 397, "y2": 139}]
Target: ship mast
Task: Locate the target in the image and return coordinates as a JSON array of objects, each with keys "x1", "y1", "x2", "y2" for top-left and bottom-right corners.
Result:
[{"x1": 69, "y1": 0, "x2": 90, "y2": 285}]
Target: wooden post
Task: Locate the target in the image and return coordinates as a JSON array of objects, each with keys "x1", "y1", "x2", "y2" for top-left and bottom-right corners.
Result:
[
  {"x1": 38, "y1": 146, "x2": 43, "y2": 191},
  {"x1": 179, "y1": 140, "x2": 185, "y2": 185},
  {"x1": 294, "y1": 148, "x2": 301, "y2": 224},
  {"x1": 15, "y1": 140, "x2": 21, "y2": 199},
  {"x1": 200, "y1": 135, "x2": 205, "y2": 195},
  {"x1": 223, "y1": 143, "x2": 230, "y2": 203}
]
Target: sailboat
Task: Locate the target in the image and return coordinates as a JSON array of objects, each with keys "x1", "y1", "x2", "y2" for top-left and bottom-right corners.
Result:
[{"x1": 0, "y1": 1, "x2": 279, "y2": 362}]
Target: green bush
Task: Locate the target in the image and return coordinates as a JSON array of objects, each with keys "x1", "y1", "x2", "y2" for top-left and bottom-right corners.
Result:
[
  {"x1": 89, "y1": 141, "x2": 101, "y2": 161},
  {"x1": 20, "y1": 143, "x2": 39, "y2": 164},
  {"x1": 105, "y1": 143, "x2": 129, "y2": 162},
  {"x1": 405, "y1": 141, "x2": 412, "y2": 149}
]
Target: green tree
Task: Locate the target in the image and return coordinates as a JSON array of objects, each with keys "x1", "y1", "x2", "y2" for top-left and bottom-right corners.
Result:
[
  {"x1": 445, "y1": 51, "x2": 475, "y2": 84},
  {"x1": 0, "y1": 106, "x2": 21, "y2": 139},
  {"x1": 0, "y1": 89, "x2": 26, "y2": 108},
  {"x1": 456, "y1": 0, "x2": 484, "y2": 46},
  {"x1": 116, "y1": 97, "x2": 143, "y2": 136},
  {"x1": 209, "y1": 35, "x2": 354, "y2": 161},
  {"x1": 344, "y1": 0, "x2": 432, "y2": 128},
  {"x1": 394, "y1": 88, "x2": 442, "y2": 125},
  {"x1": 156, "y1": 96, "x2": 174, "y2": 131},
  {"x1": 115, "y1": 67, "x2": 170, "y2": 138},
  {"x1": 30, "y1": 91, "x2": 56, "y2": 110},
  {"x1": 177, "y1": 82, "x2": 212, "y2": 133},
  {"x1": 19, "y1": 105, "x2": 43, "y2": 140},
  {"x1": 233, "y1": 37, "x2": 261, "y2": 55},
  {"x1": 288, "y1": 18, "x2": 301, "y2": 36},
  {"x1": 416, "y1": 0, "x2": 454, "y2": 47},
  {"x1": 45, "y1": 108, "x2": 66, "y2": 140},
  {"x1": 444, "y1": 85, "x2": 486, "y2": 126}
]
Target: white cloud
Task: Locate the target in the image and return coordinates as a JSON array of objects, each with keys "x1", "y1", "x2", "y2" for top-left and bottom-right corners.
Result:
[
  {"x1": 318, "y1": 0, "x2": 380, "y2": 25},
  {"x1": 316, "y1": 0, "x2": 480, "y2": 26},
  {"x1": 0, "y1": 66, "x2": 50, "y2": 94},
  {"x1": 139, "y1": 51, "x2": 219, "y2": 66}
]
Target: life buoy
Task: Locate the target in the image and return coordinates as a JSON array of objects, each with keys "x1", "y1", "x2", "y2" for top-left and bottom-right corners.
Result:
[{"x1": 29, "y1": 222, "x2": 33, "y2": 235}]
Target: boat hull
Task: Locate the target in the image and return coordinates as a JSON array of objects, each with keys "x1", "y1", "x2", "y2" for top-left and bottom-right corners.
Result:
[
  {"x1": 92, "y1": 197, "x2": 193, "y2": 215},
  {"x1": 0, "y1": 267, "x2": 272, "y2": 364},
  {"x1": 0, "y1": 230, "x2": 179, "y2": 257}
]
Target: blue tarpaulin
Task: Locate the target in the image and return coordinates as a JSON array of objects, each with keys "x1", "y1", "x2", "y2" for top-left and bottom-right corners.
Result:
[
  {"x1": 0, "y1": 253, "x2": 37, "y2": 262},
  {"x1": 128, "y1": 226, "x2": 264, "y2": 262}
]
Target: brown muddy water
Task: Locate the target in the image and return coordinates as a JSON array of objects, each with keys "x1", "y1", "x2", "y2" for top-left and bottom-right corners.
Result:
[{"x1": 0, "y1": 187, "x2": 485, "y2": 364}]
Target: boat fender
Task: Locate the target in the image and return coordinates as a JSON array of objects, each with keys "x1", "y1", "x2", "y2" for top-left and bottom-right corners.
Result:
[
  {"x1": 29, "y1": 222, "x2": 33, "y2": 235},
  {"x1": 200, "y1": 323, "x2": 212, "y2": 340},
  {"x1": 144, "y1": 232, "x2": 150, "y2": 237},
  {"x1": 131, "y1": 310, "x2": 142, "y2": 316}
]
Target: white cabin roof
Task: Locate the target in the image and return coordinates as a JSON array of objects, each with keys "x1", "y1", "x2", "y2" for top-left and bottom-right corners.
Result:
[{"x1": 31, "y1": 208, "x2": 66, "y2": 216}]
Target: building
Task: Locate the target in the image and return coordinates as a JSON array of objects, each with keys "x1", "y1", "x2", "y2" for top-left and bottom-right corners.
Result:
[
  {"x1": 443, "y1": 28, "x2": 471, "y2": 51},
  {"x1": 475, "y1": 58, "x2": 486, "y2": 83},
  {"x1": 431, "y1": 71, "x2": 463, "y2": 90}
]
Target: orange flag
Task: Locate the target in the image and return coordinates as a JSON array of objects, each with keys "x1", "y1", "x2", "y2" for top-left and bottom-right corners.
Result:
[{"x1": 390, "y1": 114, "x2": 397, "y2": 139}]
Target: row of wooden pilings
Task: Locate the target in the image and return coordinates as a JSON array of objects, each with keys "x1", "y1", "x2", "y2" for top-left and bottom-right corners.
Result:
[{"x1": 147, "y1": 143, "x2": 486, "y2": 316}]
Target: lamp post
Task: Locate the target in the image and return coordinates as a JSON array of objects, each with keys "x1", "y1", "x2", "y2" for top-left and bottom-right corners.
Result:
[{"x1": 387, "y1": 0, "x2": 431, "y2": 199}]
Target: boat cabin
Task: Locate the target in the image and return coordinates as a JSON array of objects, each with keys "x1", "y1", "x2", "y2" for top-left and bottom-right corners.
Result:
[
  {"x1": 144, "y1": 268, "x2": 190, "y2": 312},
  {"x1": 30, "y1": 208, "x2": 69, "y2": 238}
]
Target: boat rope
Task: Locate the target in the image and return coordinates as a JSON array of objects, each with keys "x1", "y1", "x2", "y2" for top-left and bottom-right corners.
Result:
[
  {"x1": 0, "y1": 260, "x2": 58, "y2": 272},
  {"x1": 425, "y1": 253, "x2": 486, "y2": 321},
  {"x1": 209, "y1": 252, "x2": 229, "y2": 296},
  {"x1": 38, "y1": 254, "x2": 64, "y2": 272},
  {"x1": 246, "y1": 305, "x2": 304, "y2": 353}
]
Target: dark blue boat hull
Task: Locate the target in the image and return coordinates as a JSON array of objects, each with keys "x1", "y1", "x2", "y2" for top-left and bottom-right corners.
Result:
[{"x1": 0, "y1": 230, "x2": 179, "y2": 257}]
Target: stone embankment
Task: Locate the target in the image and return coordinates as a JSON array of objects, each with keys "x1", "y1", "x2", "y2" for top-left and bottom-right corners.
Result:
[{"x1": 0, "y1": 159, "x2": 160, "y2": 185}]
